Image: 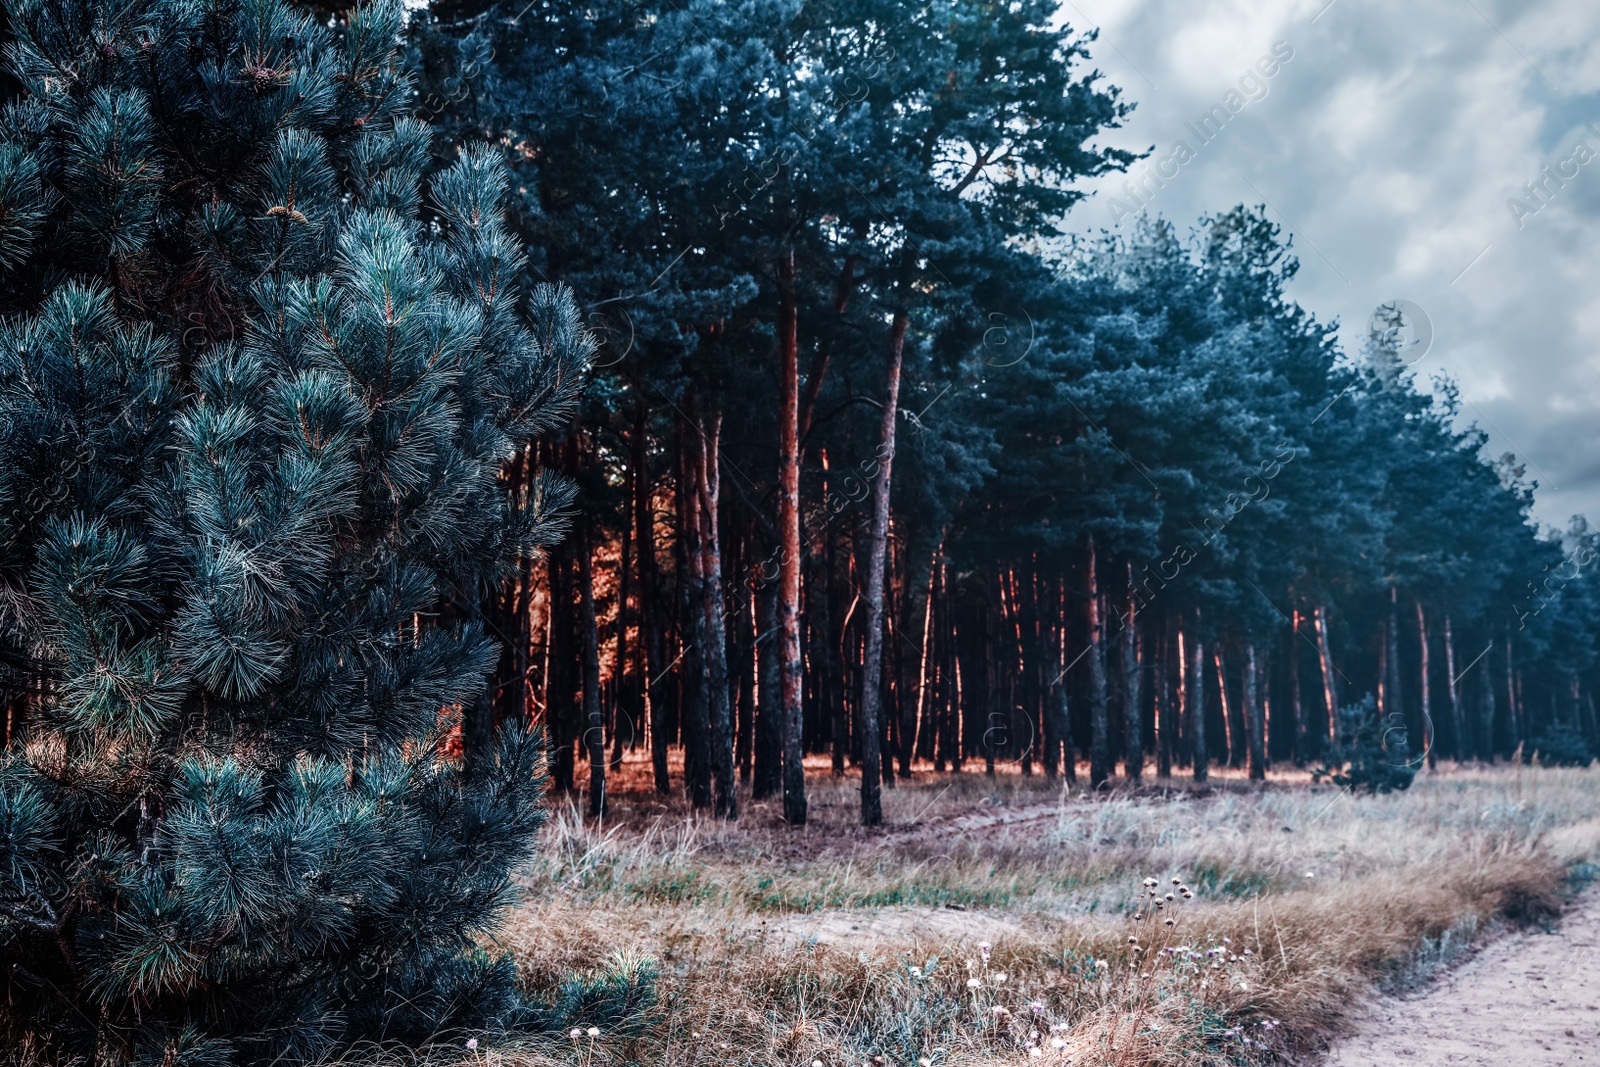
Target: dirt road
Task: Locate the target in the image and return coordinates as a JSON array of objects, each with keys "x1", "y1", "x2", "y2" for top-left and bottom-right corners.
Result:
[{"x1": 1318, "y1": 888, "x2": 1600, "y2": 1066}]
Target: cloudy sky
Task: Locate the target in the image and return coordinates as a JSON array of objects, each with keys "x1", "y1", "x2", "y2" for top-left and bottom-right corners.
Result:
[{"x1": 1055, "y1": 0, "x2": 1600, "y2": 530}]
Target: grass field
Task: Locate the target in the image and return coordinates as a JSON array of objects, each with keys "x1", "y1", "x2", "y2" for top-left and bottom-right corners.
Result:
[{"x1": 456, "y1": 756, "x2": 1600, "y2": 1067}]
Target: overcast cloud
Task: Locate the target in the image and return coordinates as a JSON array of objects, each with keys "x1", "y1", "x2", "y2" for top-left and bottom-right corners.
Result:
[{"x1": 1057, "y1": 0, "x2": 1600, "y2": 530}]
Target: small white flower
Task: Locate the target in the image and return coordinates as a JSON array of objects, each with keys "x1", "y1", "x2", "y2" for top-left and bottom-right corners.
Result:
[
  {"x1": 569, "y1": 1029, "x2": 583, "y2": 1040},
  {"x1": 1028, "y1": 1049, "x2": 1043, "y2": 1059},
  {"x1": 919, "y1": 1060, "x2": 932, "y2": 1066},
  {"x1": 586, "y1": 1026, "x2": 599, "y2": 1037},
  {"x1": 813, "y1": 1061, "x2": 825, "y2": 1067},
  {"x1": 1050, "y1": 1038, "x2": 1066, "y2": 1049},
  {"x1": 966, "y1": 977, "x2": 982, "y2": 989},
  {"x1": 991, "y1": 971, "x2": 1007, "y2": 983},
  {"x1": 465, "y1": 1038, "x2": 478, "y2": 1050}
]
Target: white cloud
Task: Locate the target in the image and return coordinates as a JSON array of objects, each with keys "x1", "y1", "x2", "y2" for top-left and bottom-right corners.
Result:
[{"x1": 1063, "y1": 0, "x2": 1600, "y2": 528}]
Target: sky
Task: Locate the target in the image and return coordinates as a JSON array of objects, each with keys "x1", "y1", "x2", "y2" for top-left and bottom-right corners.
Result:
[{"x1": 1054, "y1": 0, "x2": 1600, "y2": 530}]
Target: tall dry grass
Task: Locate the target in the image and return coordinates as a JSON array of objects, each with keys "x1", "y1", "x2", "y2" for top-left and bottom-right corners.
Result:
[{"x1": 426, "y1": 759, "x2": 1600, "y2": 1067}]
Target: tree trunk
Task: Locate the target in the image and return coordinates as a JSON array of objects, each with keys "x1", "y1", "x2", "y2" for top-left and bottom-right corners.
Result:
[
  {"x1": 1415, "y1": 599, "x2": 1434, "y2": 770},
  {"x1": 1315, "y1": 604, "x2": 1339, "y2": 745},
  {"x1": 1246, "y1": 643, "x2": 1265, "y2": 781},
  {"x1": 1289, "y1": 610, "x2": 1305, "y2": 764},
  {"x1": 1190, "y1": 626, "x2": 1207, "y2": 783},
  {"x1": 1122, "y1": 566, "x2": 1142, "y2": 781},
  {"x1": 1504, "y1": 635, "x2": 1519, "y2": 757},
  {"x1": 897, "y1": 545, "x2": 937, "y2": 778},
  {"x1": 1085, "y1": 536, "x2": 1111, "y2": 787},
  {"x1": 857, "y1": 309, "x2": 905, "y2": 824},
  {"x1": 579, "y1": 520, "x2": 606, "y2": 817},
  {"x1": 696, "y1": 414, "x2": 737, "y2": 819},
  {"x1": 1442, "y1": 614, "x2": 1461, "y2": 762},
  {"x1": 677, "y1": 430, "x2": 711, "y2": 809},
  {"x1": 633, "y1": 400, "x2": 670, "y2": 795},
  {"x1": 753, "y1": 582, "x2": 783, "y2": 798},
  {"x1": 1156, "y1": 623, "x2": 1173, "y2": 779},
  {"x1": 1215, "y1": 648, "x2": 1235, "y2": 768},
  {"x1": 1480, "y1": 660, "x2": 1497, "y2": 762},
  {"x1": 1386, "y1": 587, "x2": 1404, "y2": 746},
  {"x1": 778, "y1": 249, "x2": 807, "y2": 825}
]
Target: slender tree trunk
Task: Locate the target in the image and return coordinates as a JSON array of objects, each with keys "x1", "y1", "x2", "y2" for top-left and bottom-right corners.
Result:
[
  {"x1": 1157, "y1": 623, "x2": 1173, "y2": 778},
  {"x1": 696, "y1": 414, "x2": 737, "y2": 819},
  {"x1": 1085, "y1": 536, "x2": 1111, "y2": 787},
  {"x1": 898, "y1": 545, "x2": 937, "y2": 778},
  {"x1": 1315, "y1": 604, "x2": 1339, "y2": 745},
  {"x1": 1386, "y1": 587, "x2": 1404, "y2": 750},
  {"x1": 753, "y1": 583, "x2": 783, "y2": 798},
  {"x1": 1480, "y1": 659, "x2": 1497, "y2": 762},
  {"x1": 1215, "y1": 648, "x2": 1235, "y2": 768},
  {"x1": 778, "y1": 249, "x2": 807, "y2": 825},
  {"x1": 1415, "y1": 600, "x2": 1434, "y2": 770},
  {"x1": 1190, "y1": 626, "x2": 1207, "y2": 783},
  {"x1": 1122, "y1": 566, "x2": 1142, "y2": 781},
  {"x1": 1246, "y1": 643, "x2": 1265, "y2": 781},
  {"x1": 1504, "y1": 635, "x2": 1519, "y2": 757},
  {"x1": 611, "y1": 449, "x2": 633, "y2": 774},
  {"x1": 857, "y1": 310, "x2": 905, "y2": 824},
  {"x1": 632, "y1": 401, "x2": 670, "y2": 795},
  {"x1": 579, "y1": 521, "x2": 606, "y2": 817},
  {"x1": 678, "y1": 432, "x2": 711, "y2": 809},
  {"x1": 548, "y1": 538, "x2": 576, "y2": 792},
  {"x1": 1289, "y1": 610, "x2": 1305, "y2": 764},
  {"x1": 1442, "y1": 614, "x2": 1462, "y2": 762}
]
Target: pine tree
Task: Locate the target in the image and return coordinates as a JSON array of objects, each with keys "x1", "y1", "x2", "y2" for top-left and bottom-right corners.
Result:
[{"x1": 0, "y1": 0, "x2": 590, "y2": 1061}]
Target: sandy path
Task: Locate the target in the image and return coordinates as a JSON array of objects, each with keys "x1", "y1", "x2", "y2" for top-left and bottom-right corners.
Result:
[{"x1": 1318, "y1": 889, "x2": 1600, "y2": 1066}]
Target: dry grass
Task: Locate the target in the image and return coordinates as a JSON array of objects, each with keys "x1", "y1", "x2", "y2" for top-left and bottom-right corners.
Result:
[{"x1": 444, "y1": 757, "x2": 1600, "y2": 1067}]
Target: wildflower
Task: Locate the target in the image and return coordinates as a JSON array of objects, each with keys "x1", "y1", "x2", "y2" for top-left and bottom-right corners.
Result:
[
  {"x1": 919, "y1": 1060, "x2": 932, "y2": 1067},
  {"x1": 587, "y1": 1027, "x2": 600, "y2": 1037},
  {"x1": 910, "y1": 966, "x2": 922, "y2": 977},
  {"x1": 1165, "y1": 893, "x2": 1175, "y2": 901},
  {"x1": 1172, "y1": 878, "x2": 1181, "y2": 885},
  {"x1": 1164, "y1": 918, "x2": 1174, "y2": 926},
  {"x1": 813, "y1": 1061, "x2": 825, "y2": 1067},
  {"x1": 1127, "y1": 935, "x2": 1138, "y2": 944},
  {"x1": 1028, "y1": 1048, "x2": 1043, "y2": 1059},
  {"x1": 1030, "y1": 1001, "x2": 1046, "y2": 1013},
  {"x1": 967, "y1": 977, "x2": 982, "y2": 989},
  {"x1": 570, "y1": 1029, "x2": 583, "y2": 1040},
  {"x1": 992, "y1": 1006, "x2": 1010, "y2": 1016},
  {"x1": 1050, "y1": 1038, "x2": 1066, "y2": 1049},
  {"x1": 466, "y1": 1038, "x2": 478, "y2": 1051},
  {"x1": 992, "y1": 972, "x2": 1008, "y2": 983}
]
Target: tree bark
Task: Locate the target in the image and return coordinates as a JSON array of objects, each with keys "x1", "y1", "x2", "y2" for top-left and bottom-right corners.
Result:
[
  {"x1": 1245, "y1": 643, "x2": 1265, "y2": 781},
  {"x1": 778, "y1": 248, "x2": 807, "y2": 825},
  {"x1": 1190, "y1": 625, "x2": 1207, "y2": 783},
  {"x1": 1289, "y1": 610, "x2": 1305, "y2": 764},
  {"x1": 1215, "y1": 648, "x2": 1235, "y2": 768},
  {"x1": 1085, "y1": 536, "x2": 1111, "y2": 788},
  {"x1": 1315, "y1": 604, "x2": 1339, "y2": 745},
  {"x1": 696, "y1": 414, "x2": 737, "y2": 819},
  {"x1": 677, "y1": 430, "x2": 711, "y2": 809},
  {"x1": 753, "y1": 581, "x2": 783, "y2": 798},
  {"x1": 1122, "y1": 566, "x2": 1142, "y2": 781},
  {"x1": 632, "y1": 400, "x2": 670, "y2": 795},
  {"x1": 1415, "y1": 599, "x2": 1434, "y2": 770},
  {"x1": 1442, "y1": 614, "x2": 1461, "y2": 762},
  {"x1": 579, "y1": 519, "x2": 606, "y2": 816},
  {"x1": 1385, "y1": 587, "x2": 1404, "y2": 749},
  {"x1": 857, "y1": 308, "x2": 905, "y2": 824}
]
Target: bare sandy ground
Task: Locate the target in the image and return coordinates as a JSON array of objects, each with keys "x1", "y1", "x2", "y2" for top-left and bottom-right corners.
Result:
[{"x1": 1318, "y1": 888, "x2": 1600, "y2": 1066}]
